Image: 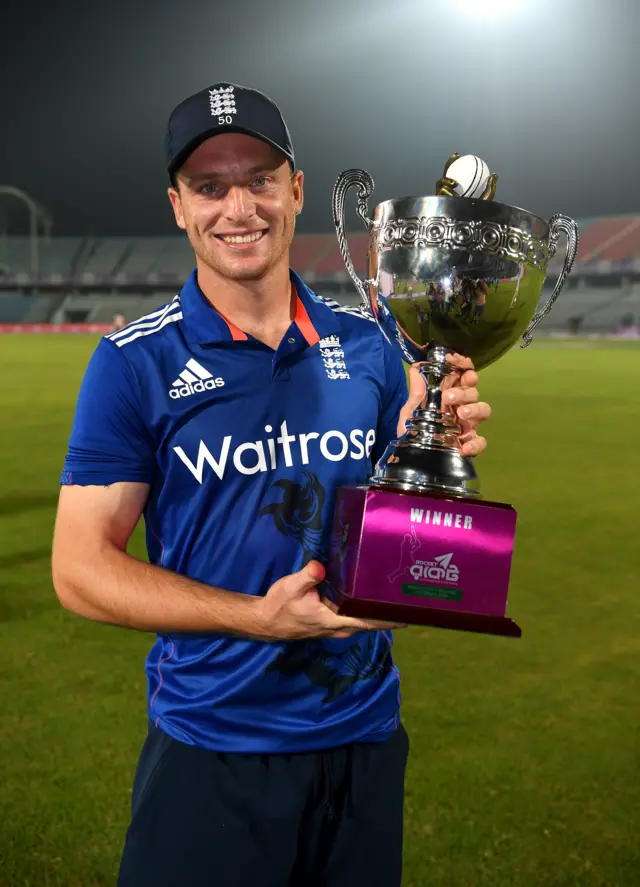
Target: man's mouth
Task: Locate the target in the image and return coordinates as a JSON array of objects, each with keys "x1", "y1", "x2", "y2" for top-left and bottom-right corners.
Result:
[{"x1": 215, "y1": 230, "x2": 268, "y2": 245}]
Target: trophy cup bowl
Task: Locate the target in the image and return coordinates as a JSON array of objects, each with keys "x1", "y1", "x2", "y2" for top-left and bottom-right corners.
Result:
[{"x1": 324, "y1": 168, "x2": 579, "y2": 637}]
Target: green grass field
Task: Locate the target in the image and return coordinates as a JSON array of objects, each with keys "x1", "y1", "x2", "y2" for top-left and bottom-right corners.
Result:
[{"x1": 0, "y1": 335, "x2": 639, "y2": 887}]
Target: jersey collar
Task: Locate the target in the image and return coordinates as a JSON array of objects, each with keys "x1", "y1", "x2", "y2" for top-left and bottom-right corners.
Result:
[{"x1": 179, "y1": 268, "x2": 342, "y2": 348}]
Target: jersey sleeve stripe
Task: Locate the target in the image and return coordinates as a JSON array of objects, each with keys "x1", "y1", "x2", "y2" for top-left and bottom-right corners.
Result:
[
  {"x1": 110, "y1": 305, "x2": 183, "y2": 344},
  {"x1": 112, "y1": 311, "x2": 183, "y2": 347},
  {"x1": 107, "y1": 297, "x2": 181, "y2": 342},
  {"x1": 312, "y1": 292, "x2": 376, "y2": 323}
]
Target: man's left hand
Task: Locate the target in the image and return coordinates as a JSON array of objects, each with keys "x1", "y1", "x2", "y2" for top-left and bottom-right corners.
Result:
[{"x1": 397, "y1": 354, "x2": 491, "y2": 457}]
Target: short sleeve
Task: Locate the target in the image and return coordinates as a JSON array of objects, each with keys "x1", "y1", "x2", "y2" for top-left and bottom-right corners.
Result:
[
  {"x1": 372, "y1": 334, "x2": 408, "y2": 466},
  {"x1": 60, "y1": 337, "x2": 155, "y2": 486}
]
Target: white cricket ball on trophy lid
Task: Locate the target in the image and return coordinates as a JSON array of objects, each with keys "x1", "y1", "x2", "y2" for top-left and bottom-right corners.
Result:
[{"x1": 446, "y1": 154, "x2": 491, "y2": 198}]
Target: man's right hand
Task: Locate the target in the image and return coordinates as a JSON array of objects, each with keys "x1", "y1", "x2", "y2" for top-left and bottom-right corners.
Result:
[
  {"x1": 53, "y1": 484, "x2": 406, "y2": 639},
  {"x1": 257, "y1": 561, "x2": 408, "y2": 641}
]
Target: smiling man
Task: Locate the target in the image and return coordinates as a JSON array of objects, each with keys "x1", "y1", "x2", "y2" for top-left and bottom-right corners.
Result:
[{"x1": 52, "y1": 82, "x2": 491, "y2": 887}]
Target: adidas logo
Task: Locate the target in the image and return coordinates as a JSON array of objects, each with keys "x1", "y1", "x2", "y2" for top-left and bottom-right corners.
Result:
[{"x1": 170, "y1": 358, "x2": 225, "y2": 400}]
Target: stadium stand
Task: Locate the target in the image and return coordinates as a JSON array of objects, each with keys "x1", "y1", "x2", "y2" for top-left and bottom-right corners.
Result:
[
  {"x1": 117, "y1": 238, "x2": 167, "y2": 277},
  {"x1": 80, "y1": 238, "x2": 131, "y2": 280},
  {"x1": 596, "y1": 220, "x2": 640, "y2": 262},
  {"x1": 574, "y1": 217, "x2": 640, "y2": 262},
  {"x1": 0, "y1": 293, "x2": 35, "y2": 322},
  {"x1": 311, "y1": 233, "x2": 369, "y2": 278},
  {"x1": 0, "y1": 292, "x2": 57, "y2": 323},
  {"x1": 1, "y1": 219, "x2": 639, "y2": 334},
  {"x1": 149, "y1": 237, "x2": 196, "y2": 281}
]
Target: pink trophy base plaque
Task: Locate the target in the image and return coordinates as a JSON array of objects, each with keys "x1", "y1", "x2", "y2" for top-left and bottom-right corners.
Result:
[{"x1": 324, "y1": 486, "x2": 521, "y2": 638}]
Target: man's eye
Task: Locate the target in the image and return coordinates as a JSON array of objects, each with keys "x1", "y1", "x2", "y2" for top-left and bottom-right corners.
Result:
[
  {"x1": 200, "y1": 183, "x2": 219, "y2": 195},
  {"x1": 252, "y1": 176, "x2": 267, "y2": 188}
]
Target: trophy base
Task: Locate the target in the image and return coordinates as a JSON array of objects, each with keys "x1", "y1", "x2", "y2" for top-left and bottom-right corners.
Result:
[
  {"x1": 371, "y1": 423, "x2": 482, "y2": 497},
  {"x1": 324, "y1": 485, "x2": 521, "y2": 638},
  {"x1": 336, "y1": 596, "x2": 521, "y2": 638}
]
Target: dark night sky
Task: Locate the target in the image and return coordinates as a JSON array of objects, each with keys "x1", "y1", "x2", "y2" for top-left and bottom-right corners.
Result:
[{"x1": 1, "y1": 0, "x2": 639, "y2": 236}]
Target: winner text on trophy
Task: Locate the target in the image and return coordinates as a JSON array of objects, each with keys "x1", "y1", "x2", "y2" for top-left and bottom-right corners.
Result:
[{"x1": 324, "y1": 154, "x2": 579, "y2": 638}]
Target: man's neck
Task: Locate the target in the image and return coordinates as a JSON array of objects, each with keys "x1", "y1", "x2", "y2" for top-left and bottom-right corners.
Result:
[{"x1": 196, "y1": 258, "x2": 294, "y2": 350}]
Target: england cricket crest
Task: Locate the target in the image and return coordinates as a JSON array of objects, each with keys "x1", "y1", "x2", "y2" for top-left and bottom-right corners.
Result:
[
  {"x1": 209, "y1": 85, "x2": 237, "y2": 121},
  {"x1": 319, "y1": 334, "x2": 350, "y2": 380}
]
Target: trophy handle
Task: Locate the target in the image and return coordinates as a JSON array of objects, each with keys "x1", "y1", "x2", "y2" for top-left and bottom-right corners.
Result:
[
  {"x1": 332, "y1": 169, "x2": 375, "y2": 312},
  {"x1": 521, "y1": 214, "x2": 579, "y2": 347}
]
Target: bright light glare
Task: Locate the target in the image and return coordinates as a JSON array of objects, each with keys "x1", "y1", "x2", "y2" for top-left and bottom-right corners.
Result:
[{"x1": 457, "y1": 0, "x2": 526, "y2": 16}]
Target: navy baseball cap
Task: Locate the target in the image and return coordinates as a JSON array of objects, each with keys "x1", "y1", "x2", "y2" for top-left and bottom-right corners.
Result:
[{"x1": 165, "y1": 82, "x2": 295, "y2": 182}]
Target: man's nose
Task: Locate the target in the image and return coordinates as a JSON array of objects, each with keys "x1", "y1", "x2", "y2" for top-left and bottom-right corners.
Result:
[{"x1": 222, "y1": 186, "x2": 256, "y2": 222}]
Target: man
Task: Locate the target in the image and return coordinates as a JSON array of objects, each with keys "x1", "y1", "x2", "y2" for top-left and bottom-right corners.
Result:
[
  {"x1": 111, "y1": 312, "x2": 126, "y2": 331},
  {"x1": 52, "y1": 83, "x2": 491, "y2": 887}
]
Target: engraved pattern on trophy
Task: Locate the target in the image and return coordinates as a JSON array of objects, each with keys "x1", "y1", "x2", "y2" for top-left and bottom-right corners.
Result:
[{"x1": 374, "y1": 216, "x2": 548, "y2": 270}]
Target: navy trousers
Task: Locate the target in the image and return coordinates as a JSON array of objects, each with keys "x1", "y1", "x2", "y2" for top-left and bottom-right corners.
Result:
[{"x1": 118, "y1": 720, "x2": 409, "y2": 887}]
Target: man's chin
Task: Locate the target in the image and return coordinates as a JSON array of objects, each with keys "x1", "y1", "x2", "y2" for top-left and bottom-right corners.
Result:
[
  {"x1": 204, "y1": 251, "x2": 277, "y2": 282},
  {"x1": 219, "y1": 262, "x2": 272, "y2": 282}
]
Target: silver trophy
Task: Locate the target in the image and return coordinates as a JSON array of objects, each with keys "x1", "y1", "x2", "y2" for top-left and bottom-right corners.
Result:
[{"x1": 332, "y1": 163, "x2": 579, "y2": 498}]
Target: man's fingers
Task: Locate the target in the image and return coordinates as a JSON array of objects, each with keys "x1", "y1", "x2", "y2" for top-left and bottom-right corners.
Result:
[
  {"x1": 284, "y1": 560, "x2": 326, "y2": 597},
  {"x1": 413, "y1": 358, "x2": 479, "y2": 400},
  {"x1": 445, "y1": 387, "x2": 480, "y2": 407},
  {"x1": 456, "y1": 401, "x2": 491, "y2": 425},
  {"x1": 442, "y1": 369, "x2": 478, "y2": 394},
  {"x1": 318, "y1": 601, "x2": 408, "y2": 634},
  {"x1": 441, "y1": 372, "x2": 461, "y2": 392},
  {"x1": 458, "y1": 368, "x2": 479, "y2": 388},
  {"x1": 314, "y1": 597, "x2": 410, "y2": 637},
  {"x1": 359, "y1": 619, "x2": 409, "y2": 631},
  {"x1": 445, "y1": 354, "x2": 479, "y2": 392},
  {"x1": 334, "y1": 616, "x2": 409, "y2": 634},
  {"x1": 459, "y1": 433, "x2": 487, "y2": 456},
  {"x1": 405, "y1": 353, "x2": 489, "y2": 458},
  {"x1": 446, "y1": 352, "x2": 474, "y2": 371}
]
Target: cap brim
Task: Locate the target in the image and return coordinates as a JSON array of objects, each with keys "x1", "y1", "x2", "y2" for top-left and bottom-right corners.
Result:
[{"x1": 169, "y1": 126, "x2": 295, "y2": 180}]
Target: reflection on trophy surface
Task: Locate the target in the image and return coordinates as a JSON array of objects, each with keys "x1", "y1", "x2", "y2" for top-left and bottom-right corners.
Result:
[{"x1": 325, "y1": 157, "x2": 579, "y2": 637}]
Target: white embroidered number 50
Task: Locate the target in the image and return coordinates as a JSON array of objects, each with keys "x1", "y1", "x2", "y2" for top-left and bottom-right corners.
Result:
[{"x1": 218, "y1": 115, "x2": 233, "y2": 125}]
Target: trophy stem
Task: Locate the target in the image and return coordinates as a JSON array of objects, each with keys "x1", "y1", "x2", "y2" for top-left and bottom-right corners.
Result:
[
  {"x1": 371, "y1": 345, "x2": 480, "y2": 497},
  {"x1": 406, "y1": 345, "x2": 461, "y2": 453}
]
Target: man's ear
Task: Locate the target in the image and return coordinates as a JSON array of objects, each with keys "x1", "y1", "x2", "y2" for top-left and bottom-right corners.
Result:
[
  {"x1": 168, "y1": 184, "x2": 186, "y2": 230},
  {"x1": 291, "y1": 169, "x2": 304, "y2": 216}
]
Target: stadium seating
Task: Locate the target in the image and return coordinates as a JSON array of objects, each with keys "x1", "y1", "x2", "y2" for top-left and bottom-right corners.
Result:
[
  {"x1": 0, "y1": 236, "x2": 85, "y2": 280},
  {"x1": 3, "y1": 218, "x2": 640, "y2": 282},
  {"x1": 0, "y1": 293, "x2": 34, "y2": 322},
  {"x1": 536, "y1": 285, "x2": 636, "y2": 332},
  {"x1": 41, "y1": 237, "x2": 86, "y2": 277},
  {"x1": 148, "y1": 237, "x2": 196, "y2": 281},
  {"x1": 0, "y1": 292, "x2": 55, "y2": 323},
  {"x1": 311, "y1": 234, "x2": 369, "y2": 277},
  {"x1": 80, "y1": 238, "x2": 130, "y2": 280},
  {"x1": 89, "y1": 295, "x2": 169, "y2": 323},
  {"x1": 595, "y1": 220, "x2": 640, "y2": 262},
  {"x1": 1, "y1": 217, "x2": 639, "y2": 333},
  {"x1": 50, "y1": 293, "x2": 169, "y2": 325},
  {"x1": 116, "y1": 238, "x2": 165, "y2": 277},
  {"x1": 581, "y1": 292, "x2": 640, "y2": 331}
]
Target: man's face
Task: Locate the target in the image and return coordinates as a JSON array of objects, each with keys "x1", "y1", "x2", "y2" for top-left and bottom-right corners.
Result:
[{"x1": 168, "y1": 133, "x2": 304, "y2": 282}]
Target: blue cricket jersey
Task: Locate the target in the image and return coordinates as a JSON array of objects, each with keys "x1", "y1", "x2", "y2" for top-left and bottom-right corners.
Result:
[{"x1": 60, "y1": 268, "x2": 408, "y2": 753}]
